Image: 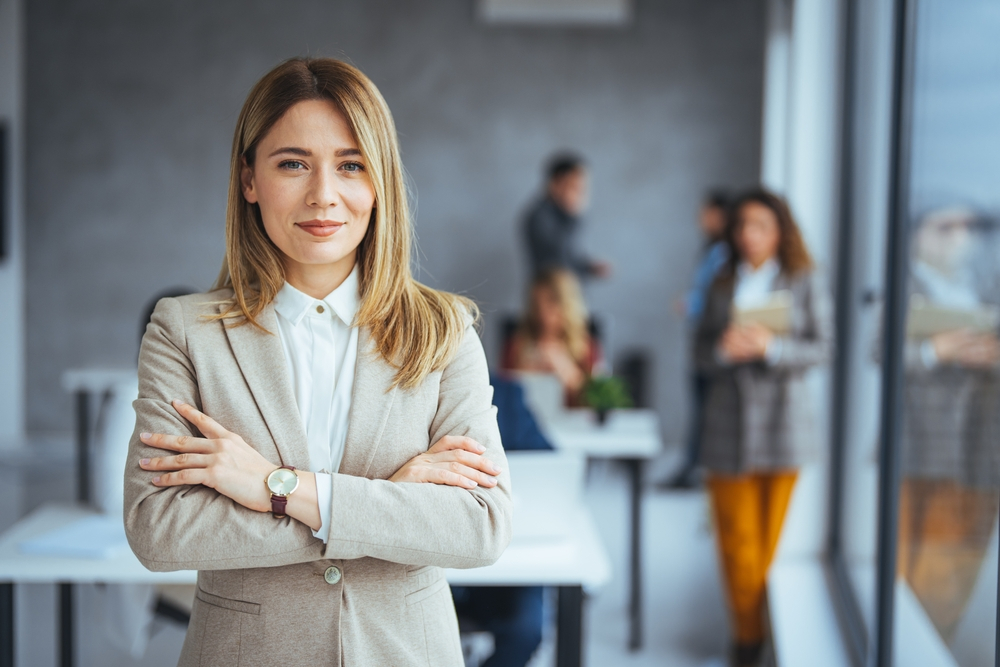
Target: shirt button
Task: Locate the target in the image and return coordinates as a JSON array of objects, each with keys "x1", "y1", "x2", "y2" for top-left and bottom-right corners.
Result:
[
  {"x1": 324, "y1": 566, "x2": 341, "y2": 585},
  {"x1": 316, "y1": 305, "x2": 325, "y2": 314}
]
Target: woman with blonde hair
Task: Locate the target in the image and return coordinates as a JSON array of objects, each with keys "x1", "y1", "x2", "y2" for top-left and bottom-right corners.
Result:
[
  {"x1": 503, "y1": 268, "x2": 602, "y2": 404},
  {"x1": 695, "y1": 189, "x2": 832, "y2": 666},
  {"x1": 124, "y1": 57, "x2": 511, "y2": 666}
]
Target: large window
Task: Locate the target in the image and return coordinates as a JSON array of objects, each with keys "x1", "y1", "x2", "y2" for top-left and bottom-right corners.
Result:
[{"x1": 830, "y1": 0, "x2": 1000, "y2": 665}]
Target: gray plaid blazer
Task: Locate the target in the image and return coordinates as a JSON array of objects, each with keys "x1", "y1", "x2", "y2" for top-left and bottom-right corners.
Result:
[{"x1": 694, "y1": 269, "x2": 833, "y2": 474}]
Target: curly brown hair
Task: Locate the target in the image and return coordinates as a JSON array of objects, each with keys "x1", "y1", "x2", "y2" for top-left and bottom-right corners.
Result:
[{"x1": 725, "y1": 188, "x2": 814, "y2": 276}]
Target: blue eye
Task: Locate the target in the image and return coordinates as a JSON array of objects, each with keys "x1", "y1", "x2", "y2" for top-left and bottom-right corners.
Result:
[
  {"x1": 279, "y1": 160, "x2": 305, "y2": 170},
  {"x1": 342, "y1": 161, "x2": 365, "y2": 173}
]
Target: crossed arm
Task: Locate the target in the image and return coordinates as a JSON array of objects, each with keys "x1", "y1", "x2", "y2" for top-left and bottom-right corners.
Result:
[{"x1": 124, "y1": 299, "x2": 512, "y2": 572}]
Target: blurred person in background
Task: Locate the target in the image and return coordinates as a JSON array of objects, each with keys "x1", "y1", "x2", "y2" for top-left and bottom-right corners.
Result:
[
  {"x1": 503, "y1": 268, "x2": 603, "y2": 405},
  {"x1": 662, "y1": 190, "x2": 731, "y2": 490},
  {"x1": 452, "y1": 373, "x2": 553, "y2": 667},
  {"x1": 897, "y1": 206, "x2": 1000, "y2": 643},
  {"x1": 694, "y1": 189, "x2": 832, "y2": 667},
  {"x1": 523, "y1": 152, "x2": 611, "y2": 281}
]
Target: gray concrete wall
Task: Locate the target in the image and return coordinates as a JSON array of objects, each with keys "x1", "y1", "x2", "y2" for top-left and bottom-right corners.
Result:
[
  {"x1": 25, "y1": 0, "x2": 765, "y2": 440},
  {"x1": 0, "y1": 0, "x2": 25, "y2": 445}
]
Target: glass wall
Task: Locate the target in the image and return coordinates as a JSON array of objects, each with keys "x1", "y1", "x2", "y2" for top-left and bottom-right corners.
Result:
[
  {"x1": 893, "y1": 0, "x2": 1000, "y2": 664},
  {"x1": 833, "y1": 0, "x2": 1000, "y2": 664}
]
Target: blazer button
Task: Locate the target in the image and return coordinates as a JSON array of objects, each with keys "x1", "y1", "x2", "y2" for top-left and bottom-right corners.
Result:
[{"x1": 324, "y1": 566, "x2": 342, "y2": 585}]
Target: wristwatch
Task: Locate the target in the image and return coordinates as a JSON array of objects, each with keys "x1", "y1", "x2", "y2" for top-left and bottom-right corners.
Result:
[{"x1": 265, "y1": 466, "x2": 299, "y2": 518}]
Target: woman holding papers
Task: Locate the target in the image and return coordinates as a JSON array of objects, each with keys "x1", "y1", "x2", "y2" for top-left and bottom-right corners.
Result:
[
  {"x1": 694, "y1": 189, "x2": 832, "y2": 667},
  {"x1": 123, "y1": 58, "x2": 510, "y2": 666},
  {"x1": 897, "y1": 206, "x2": 1000, "y2": 642}
]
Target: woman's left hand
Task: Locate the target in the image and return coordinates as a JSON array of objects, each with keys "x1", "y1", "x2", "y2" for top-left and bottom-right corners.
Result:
[{"x1": 138, "y1": 401, "x2": 275, "y2": 513}]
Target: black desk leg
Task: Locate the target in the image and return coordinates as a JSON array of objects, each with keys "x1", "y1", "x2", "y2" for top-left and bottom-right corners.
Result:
[
  {"x1": 627, "y1": 458, "x2": 643, "y2": 651},
  {"x1": 75, "y1": 391, "x2": 91, "y2": 505},
  {"x1": 59, "y1": 583, "x2": 73, "y2": 667},
  {"x1": 556, "y1": 585, "x2": 583, "y2": 667},
  {"x1": 1, "y1": 583, "x2": 13, "y2": 667}
]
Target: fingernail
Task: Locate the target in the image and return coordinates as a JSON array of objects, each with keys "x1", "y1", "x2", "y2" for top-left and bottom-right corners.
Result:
[
  {"x1": 490, "y1": 463, "x2": 502, "y2": 474},
  {"x1": 466, "y1": 479, "x2": 478, "y2": 488},
  {"x1": 474, "y1": 443, "x2": 486, "y2": 453},
  {"x1": 140, "y1": 432, "x2": 151, "y2": 440},
  {"x1": 140, "y1": 458, "x2": 150, "y2": 466},
  {"x1": 152, "y1": 476, "x2": 161, "y2": 484}
]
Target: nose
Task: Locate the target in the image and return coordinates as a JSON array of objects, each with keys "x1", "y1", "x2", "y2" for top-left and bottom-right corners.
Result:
[{"x1": 307, "y1": 164, "x2": 340, "y2": 210}]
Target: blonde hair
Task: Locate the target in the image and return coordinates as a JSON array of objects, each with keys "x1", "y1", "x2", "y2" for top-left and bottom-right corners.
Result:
[
  {"x1": 520, "y1": 269, "x2": 590, "y2": 363},
  {"x1": 213, "y1": 57, "x2": 476, "y2": 389}
]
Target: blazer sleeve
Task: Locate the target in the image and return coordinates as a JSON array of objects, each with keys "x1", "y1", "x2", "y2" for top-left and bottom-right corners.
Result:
[
  {"x1": 321, "y1": 322, "x2": 514, "y2": 569},
  {"x1": 768, "y1": 271, "x2": 834, "y2": 371},
  {"x1": 123, "y1": 298, "x2": 324, "y2": 572},
  {"x1": 694, "y1": 278, "x2": 732, "y2": 376}
]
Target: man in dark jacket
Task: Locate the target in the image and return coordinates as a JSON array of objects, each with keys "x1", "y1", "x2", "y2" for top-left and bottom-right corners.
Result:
[{"x1": 523, "y1": 153, "x2": 610, "y2": 280}]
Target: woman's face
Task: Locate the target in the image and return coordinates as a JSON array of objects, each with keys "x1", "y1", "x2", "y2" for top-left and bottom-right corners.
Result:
[
  {"x1": 241, "y1": 99, "x2": 375, "y2": 279},
  {"x1": 735, "y1": 202, "x2": 781, "y2": 268},
  {"x1": 914, "y1": 210, "x2": 973, "y2": 272},
  {"x1": 533, "y1": 284, "x2": 564, "y2": 336}
]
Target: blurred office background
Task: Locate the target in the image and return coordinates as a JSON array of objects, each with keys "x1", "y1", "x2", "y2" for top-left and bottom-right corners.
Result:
[{"x1": 0, "y1": 0, "x2": 998, "y2": 665}]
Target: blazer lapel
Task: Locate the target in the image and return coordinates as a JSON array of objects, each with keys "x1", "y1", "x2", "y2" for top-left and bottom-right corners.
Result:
[
  {"x1": 339, "y1": 328, "x2": 398, "y2": 478},
  {"x1": 222, "y1": 303, "x2": 311, "y2": 469}
]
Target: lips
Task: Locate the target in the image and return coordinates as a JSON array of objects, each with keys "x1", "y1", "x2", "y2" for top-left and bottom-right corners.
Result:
[{"x1": 296, "y1": 220, "x2": 344, "y2": 238}]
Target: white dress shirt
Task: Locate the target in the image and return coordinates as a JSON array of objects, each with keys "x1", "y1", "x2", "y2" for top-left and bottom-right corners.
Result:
[
  {"x1": 273, "y1": 265, "x2": 360, "y2": 543},
  {"x1": 723, "y1": 258, "x2": 783, "y2": 364}
]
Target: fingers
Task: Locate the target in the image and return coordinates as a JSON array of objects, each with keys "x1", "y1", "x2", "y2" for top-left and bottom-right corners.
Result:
[
  {"x1": 172, "y1": 400, "x2": 229, "y2": 439},
  {"x1": 150, "y1": 467, "x2": 210, "y2": 487},
  {"x1": 429, "y1": 449, "x2": 502, "y2": 476},
  {"x1": 443, "y1": 462, "x2": 499, "y2": 487},
  {"x1": 139, "y1": 453, "x2": 213, "y2": 471},
  {"x1": 428, "y1": 435, "x2": 486, "y2": 455},
  {"x1": 139, "y1": 431, "x2": 216, "y2": 453}
]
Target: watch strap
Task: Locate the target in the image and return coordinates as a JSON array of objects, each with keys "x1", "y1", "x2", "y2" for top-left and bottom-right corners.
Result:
[{"x1": 270, "y1": 494, "x2": 288, "y2": 518}]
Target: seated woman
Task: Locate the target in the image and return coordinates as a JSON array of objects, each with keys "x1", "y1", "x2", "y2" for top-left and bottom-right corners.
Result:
[
  {"x1": 124, "y1": 58, "x2": 510, "y2": 666},
  {"x1": 695, "y1": 189, "x2": 832, "y2": 667},
  {"x1": 503, "y1": 268, "x2": 601, "y2": 404}
]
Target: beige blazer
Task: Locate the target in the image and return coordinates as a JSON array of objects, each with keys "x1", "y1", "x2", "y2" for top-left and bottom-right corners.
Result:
[{"x1": 123, "y1": 290, "x2": 513, "y2": 667}]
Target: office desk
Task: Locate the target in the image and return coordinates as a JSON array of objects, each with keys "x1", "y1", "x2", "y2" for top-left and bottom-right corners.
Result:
[
  {"x1": 539, "y1": 408, "x2": 662, "y2": 651},
  {"x1": 0, "y1": 454, "x2": 609, "y2": 667}
]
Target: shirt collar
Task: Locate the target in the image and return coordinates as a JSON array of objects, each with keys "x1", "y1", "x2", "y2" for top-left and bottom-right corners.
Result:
[
  {"x1": 273, "y1": 264, "x2": 360, "y2": 327},
  {"x1": 736, "y1": 257, "x2": 780, "y2": 281}
]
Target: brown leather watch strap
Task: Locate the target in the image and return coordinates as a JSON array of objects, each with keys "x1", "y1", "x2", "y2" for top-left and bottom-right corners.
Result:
[
  {"x1": 270, "y1": 465, "x2": 296, "y2": 518},
  {"x1": 270, "y1": 494, "x2": 288, "y2": 518}
]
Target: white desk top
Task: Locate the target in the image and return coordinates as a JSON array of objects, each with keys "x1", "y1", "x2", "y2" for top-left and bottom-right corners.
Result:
[
  {"x1": 0, "y1": 454, "x2": 611, "y2": 590},
  {"x1": 540, "y1": 408, "x2": 662, "y2": 459}
]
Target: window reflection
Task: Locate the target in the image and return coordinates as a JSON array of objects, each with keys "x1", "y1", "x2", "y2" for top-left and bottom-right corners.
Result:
[
  {"x1": 899, "y1": 206, "x2": 1000, "y2": 648},
  {"x1": 893, "y1": 0, "x2": 1000, "y2": 661}
]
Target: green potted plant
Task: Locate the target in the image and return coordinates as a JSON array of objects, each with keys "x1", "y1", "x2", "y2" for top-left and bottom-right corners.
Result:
[{"x1": 581, "y1": 375, "x2": 634, "y2": 425}]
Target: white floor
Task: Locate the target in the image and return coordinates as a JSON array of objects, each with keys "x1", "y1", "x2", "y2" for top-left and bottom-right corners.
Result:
[{"x1": 2, "y1": 446, "x2": 731, "y2": 667}]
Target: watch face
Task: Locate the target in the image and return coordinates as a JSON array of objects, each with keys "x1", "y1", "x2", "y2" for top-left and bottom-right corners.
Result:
[{"x1": 267, "y1": 468, "x2": 299, "y2": 496}]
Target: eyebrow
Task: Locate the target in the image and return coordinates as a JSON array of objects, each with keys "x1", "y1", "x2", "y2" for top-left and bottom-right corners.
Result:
[{"x1": 267, "y1": 147, "x2": 362, "y2": 158}]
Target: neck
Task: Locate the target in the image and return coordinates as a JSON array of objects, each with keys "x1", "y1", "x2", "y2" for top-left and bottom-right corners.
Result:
[
  {"x1": 745, "y1": 255, "x2": 774, "y2": 270},
  {"x1": 283, "y1": 253, "x2": 356, "y2": 300}
]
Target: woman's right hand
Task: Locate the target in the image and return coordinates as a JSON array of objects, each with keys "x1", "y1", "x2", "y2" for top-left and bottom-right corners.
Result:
[{"x1": 389, "y1": 436, "x2": 501, "y2": 489}]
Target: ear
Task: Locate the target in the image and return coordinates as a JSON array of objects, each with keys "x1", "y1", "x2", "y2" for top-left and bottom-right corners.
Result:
[{"x1": 240, "y1": 156, "x2": 258, "y2": 204}]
